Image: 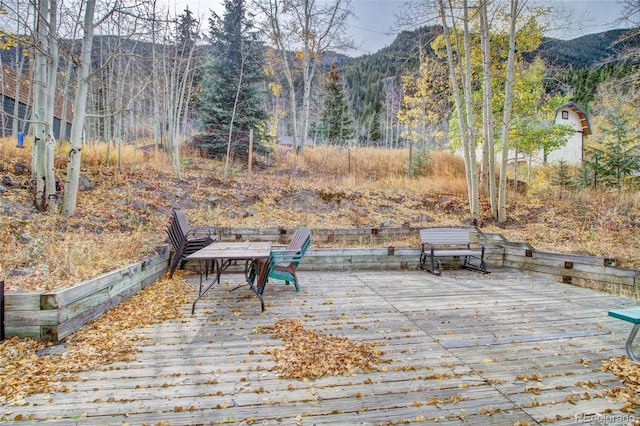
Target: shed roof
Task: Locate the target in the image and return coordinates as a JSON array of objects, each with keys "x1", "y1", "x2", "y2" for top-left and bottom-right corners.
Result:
[{"x1": 558, "y1": 101, "x2": 591, "y2": 136}]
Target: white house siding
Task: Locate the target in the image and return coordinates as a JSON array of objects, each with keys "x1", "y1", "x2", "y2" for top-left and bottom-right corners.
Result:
[
  {"x1": 544, "y1": 106, "x2": 584, "y2": 165},
  {"x1": 451, "y1": 103, "x2": 590, "y2": 167}
]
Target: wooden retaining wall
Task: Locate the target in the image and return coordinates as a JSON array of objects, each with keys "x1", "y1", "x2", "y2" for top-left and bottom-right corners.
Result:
[
  {"x1": 483, "y1": 232, "x2": 640, "y2": 298},
  {"x1": 3, "y1": 246, "x2": 169, "y2": 342},
  {"x1": 3, "y1": 227, "x2": 639, "y2": 342},
  {"x1": 194, "y1": 226, "x2": 503, "y2": 272},
  {"x1": 185, "y1": 247, "x2": 504, "y2": 275},
  {"x1": 216, "y1": 226, "x2": 422, "y2": 247}
]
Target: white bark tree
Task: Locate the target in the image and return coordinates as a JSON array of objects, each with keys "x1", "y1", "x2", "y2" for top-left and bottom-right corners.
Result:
[
  {"x1": 497, "y1": 0, "x2": 520, "y2": 223},
  {"x1": 62, "y1": 0, "x2": 98, "y2": 216},
  {"x1": 479, "y1": 0, "x2": 497, "y2": 215},
  {"x1": 62, "y1": 0, "x2": 131, "y2": 215},
  {"x1": 163, "y1": 8, "x2": 202, "y2": 180},
  {"x1": 461, "y1": 0, "x2": 480, "y2": 223},
  {"x1": 255, "y1": 0, "x2": 353, "y2": 152},
  {"x1": 32, "y1": 0, "x2": 58, "y2": 212},
  {"x1": 435, "y1": 0, "x2": 480, "y2": 223},
  {"x1": 418, "y1": 0, "x2": 536, "y2": 223}
]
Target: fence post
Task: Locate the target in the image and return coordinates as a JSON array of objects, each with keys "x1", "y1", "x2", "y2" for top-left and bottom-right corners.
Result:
[
  {"x1": 248, "y1": 128, "x2": 253, "y2": 176},
  {"x1": 1, "y1": 280, "x2": 4, "y2": 341}
]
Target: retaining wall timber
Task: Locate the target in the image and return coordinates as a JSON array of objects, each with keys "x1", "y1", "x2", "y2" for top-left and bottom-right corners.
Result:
[
  {"x1": 484, "y1": 232, "x2": 640, "y2": 298},
  {"x1": 3, "y1": 227, "x2": 639, "y2": 342},
  {"x1": 3, "y1": 245, "x2": 169, "y2": 342},
  {"x1": 216, "y1": 226, "x2": 422, "y2": 247},
  {"x1": 191, "y1": 226, "x2": 503, "y2": 272}
]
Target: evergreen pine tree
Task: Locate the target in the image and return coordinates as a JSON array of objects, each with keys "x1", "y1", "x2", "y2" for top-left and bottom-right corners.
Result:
[
  {"x1": 580, "y1": 147, "x2": 606, "y2": 188},
  {"x1": 551, "y1": 159, "x2": 574, "y2": 196},
  {"x1": 598, "y1": 107, "x2": 639, "y2": 189},
  {"x1": 194, "y1": 0, "x2": 271, "y2": 159},
  {"x1": 319, "y1": 64, "x2": 354, "y2": 146},
  {"x1": 176, "y1": 8, "x2": 198, "y2": 51},
  {"x1": 579, "y1": 98, "x2": 640, "y2": 190},
  {"x1": 575, "y1": 162, "x2": 595, "y2": 189},
  {"x1": 174, "y1": 8, "x2": 201, "y2": 125}
]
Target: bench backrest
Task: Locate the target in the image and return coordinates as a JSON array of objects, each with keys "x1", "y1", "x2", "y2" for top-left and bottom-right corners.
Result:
[
  {"x1": 256, "y1": 227, "x2": 312, "y2": 294},
  {"x1": 420, "y1": 228, "x2": 471, "y2": 246}
]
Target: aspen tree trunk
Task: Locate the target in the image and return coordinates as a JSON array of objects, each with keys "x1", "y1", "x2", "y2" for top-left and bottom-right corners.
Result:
[
  {"x1": 115, "y1": 54, "x2": 124, "y2": 172},
  {"x1": 436, "y1": 0, "x2": 480, "y2": 224},
  {"x1": 163, "y1": 41, "x2": 178, "y2": 176},
  {"x1": 513, "y1": 148, "x2": 519, "y2": 191},
  {"x1": 284, "y1": 67, "x2": 298, "y2": 152},
  {"x1": 33, "y1": 0, "x2": 53, "y2": 212},
  {"x1": 166, "y1": 62, "x2": 181, "y2": 179},
  {"x1": 114, "y1": 48, "x2": 135, "y2": 173},
  {"x1": 299, "y1": 1, "x2": 317, "y2": 154},
  {"x1": 498, "y1": 0, "x2": 519, "y2": 223},
  {"x1": 150, "y1": 7, "x2": 163, "y2": 151},
  {"x1": 479, "y1": 1, "x2": 497, "y2": 216},
  {"x1": 260, "y1": 0, "x2": 299, "y2": 151},
  {"x1": 151, "y1": 36, "x2": 159, "y2": 149},
  {"x1": 62, "y1": 0, "x2": 95, "y2": 216},
  {"x1": 59, "y1": 6, "x2": 82, "y2": 143},
  {"x1": 167, "y1": 26, "x2": 198, "y2": 180},
  {"x1": 224, "y1": 55, "x2": 244, "y2": 184},
  {"x1": 43, "y1": 0, "x2": 59, "y2": 212},
  {"x1": 461, "y1": 0, "x2": 480, "y2": 223}
]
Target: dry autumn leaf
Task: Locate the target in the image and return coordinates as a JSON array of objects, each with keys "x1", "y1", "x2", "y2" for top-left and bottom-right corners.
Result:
[
  {"x1": 0, "y1": 275, "x2": 192, "y2": 404},
  {"x1": 261, "y1": 319, "x2": 386, "y2": 379}
]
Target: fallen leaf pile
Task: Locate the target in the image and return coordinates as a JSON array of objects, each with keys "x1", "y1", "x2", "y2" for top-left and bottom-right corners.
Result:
[
  {"x1": 601, "y1": 356, "x2": 640, "y2": 410},
  {"x1": 262, "y1": 318, "x2": 385, "y2": 379},
  {"x1": 0, "y1": 274, "x2": 192, "y2": 405}
]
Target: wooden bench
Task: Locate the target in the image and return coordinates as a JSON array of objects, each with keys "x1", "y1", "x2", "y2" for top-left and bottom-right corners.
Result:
[
  {"x1": 419, "y1": 227, "x2": 487, "y2": 276},
  {"x1": 166, "y1": 209, "x2": 218, "y2": 277},
  {"x1": 256, "y1": 227, "x2": 311, "y2": 295},
  {"x1": 608, "y1": 307, "x2": 640, "y2": 363}
]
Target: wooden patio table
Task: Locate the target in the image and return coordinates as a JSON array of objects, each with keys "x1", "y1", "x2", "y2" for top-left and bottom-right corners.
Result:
[{"x1": 186, "y1": 241, "x2": 272, "y2": 314}]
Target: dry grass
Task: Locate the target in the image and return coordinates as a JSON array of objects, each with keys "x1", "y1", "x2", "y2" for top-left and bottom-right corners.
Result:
[
  {"x1": 0, "y1": 139, "x2": 170, "y2": 291},
  {"x1": 280, "y1": 146, "x2": 469, "y2": 195},
  {"x1": 0, "y1": 137, "x2": 639, "y2": 293}
]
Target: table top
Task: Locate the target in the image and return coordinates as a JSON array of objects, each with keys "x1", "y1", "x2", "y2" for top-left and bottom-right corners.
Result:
[
  {"x1": 609, "y1": 307, "x2": 640, "y2": 324},
  {"x1": 186, "y1": 241, "x2": 272, "y2": 261}
]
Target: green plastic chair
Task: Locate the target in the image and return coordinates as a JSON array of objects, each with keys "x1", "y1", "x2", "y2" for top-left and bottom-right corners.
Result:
[{"x1": 258, "y1": 227, "x2": 311, "y2": 295}]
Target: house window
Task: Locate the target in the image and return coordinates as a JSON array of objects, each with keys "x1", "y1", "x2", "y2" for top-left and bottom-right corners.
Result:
[{"x1": 562, "y1": 110, "x2": 569, "y2": 119}]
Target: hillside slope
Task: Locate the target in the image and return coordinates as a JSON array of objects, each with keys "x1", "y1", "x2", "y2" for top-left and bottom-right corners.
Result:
[{"x1": 1, "y1": 143, "x2": 638, "y2": 293}]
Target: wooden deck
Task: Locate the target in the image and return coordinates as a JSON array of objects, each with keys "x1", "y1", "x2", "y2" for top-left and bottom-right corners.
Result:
[{"x1": 5, "y1": 269, "x2": 639, "y2": 425}]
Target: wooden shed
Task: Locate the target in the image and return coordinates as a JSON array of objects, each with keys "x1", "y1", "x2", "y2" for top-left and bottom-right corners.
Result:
[{"x1": 545, "y1": 101, "x2": 592, "y2": 165}]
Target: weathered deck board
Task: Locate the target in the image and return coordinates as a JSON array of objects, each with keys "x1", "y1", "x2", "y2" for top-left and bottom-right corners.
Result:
[{"x1": 2, "y1": 269, "x2": 637, "y2": 425}]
